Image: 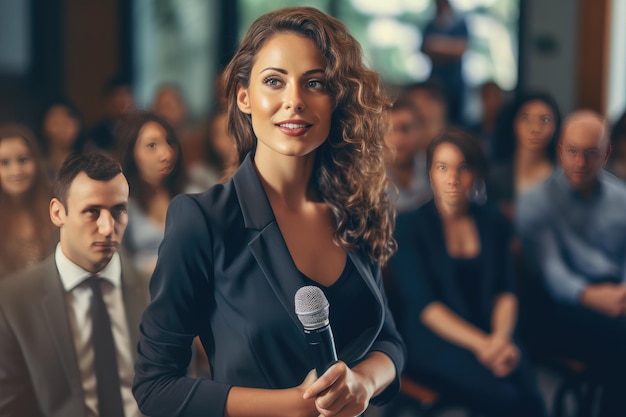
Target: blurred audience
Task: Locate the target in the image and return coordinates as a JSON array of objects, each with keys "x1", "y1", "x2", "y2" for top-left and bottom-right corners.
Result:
[
  {"x1": 399, "y1": 81, "x2": 449, "y2": 144},
  {"x1": 90, "y1": 75, "x2": 134, "y2": 156},
  {"x1": 384, "y1": 97, "x2": 432, "y2": 213},
  {"x1": 0, "y1": 125, "x2": 57, "y2": 277},
  {"x1": 37, "y1": 97, "x2": 87, "y2": 180},
  {"x1": 118, "y1": 110, "x2": 185, "y2": 275},
  {"x1": 469, "y1": 81, "x2": 508, "y2": 158},
  {"x1": 607, "y1": 109, "x2": 626, "y2": 181},
  {"x1": 489, "y1": 91, "x2": 561, "y2": 219},
  {"x1": 421, "y1": 0, "x2": 469, "y2": 126},
  {"x1": 516, "y1": 110, "x2": 626, "y2": 417},
  {"x1": 387, "y1": 129, "x2": 547, "y2": 417},
  {"x1": 200, "y1": 107, "x2": 238, "y2": 184},
  {"x1": 151, "y1": 83, "x2": 200, "y2": 166}
]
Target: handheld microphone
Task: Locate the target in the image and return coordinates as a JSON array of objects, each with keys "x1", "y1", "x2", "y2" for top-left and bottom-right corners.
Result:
[{"x1": 295, "y1": 286, "x2": 338, "y2": 376}]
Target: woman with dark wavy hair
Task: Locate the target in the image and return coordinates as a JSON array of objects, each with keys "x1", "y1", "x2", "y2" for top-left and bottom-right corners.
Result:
[
  {"x1": 134, "y1": 7, "x2": 405, "y2": 417},
  {"x1": 0, "y1": 125, "x2": 58, "y2": 277},
  {"x1": 117, "y1": 110, "x2": 186, "y2": 273},
  {"x1": 489, "y1": 91, "x2": 562, "y2": 218}
]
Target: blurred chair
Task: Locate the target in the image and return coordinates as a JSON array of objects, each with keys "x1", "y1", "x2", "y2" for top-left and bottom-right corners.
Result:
[{"x1": 385, "y1": 376, "x2": 481, "y2": 417}]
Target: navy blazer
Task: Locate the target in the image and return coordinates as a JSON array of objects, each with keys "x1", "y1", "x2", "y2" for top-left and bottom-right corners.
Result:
[
  {"x1": 387, "y1": 200, "x2": 515, "y2": 357},
  {"x1": 133, "y1": 154, "x2": 406, "y2": 417}
]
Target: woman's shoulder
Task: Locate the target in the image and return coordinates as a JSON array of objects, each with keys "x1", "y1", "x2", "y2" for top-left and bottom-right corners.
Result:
[{"x1": 174, "y1": 180, "x2": 238, "y2": 220}]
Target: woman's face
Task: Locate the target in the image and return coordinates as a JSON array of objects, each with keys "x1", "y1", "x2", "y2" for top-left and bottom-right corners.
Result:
[
  {"x1": 43, "y1": 105, "x2": 80, "y2": 149},
  {"x1": 429, "y1": 141, "x2": 473, "y2": 207},
  {"x1": 133, "y1": 121, "x2": 176, "y2": 186},
  {"x1": 514, "y1": 100, "x2": 556, "y2": 153},
  {"x1": 0, "y1": 136, "x2": 37, "y2": 197},
  {"x1": 236, "y1": 32, "x2": 333, "y2": 160}
]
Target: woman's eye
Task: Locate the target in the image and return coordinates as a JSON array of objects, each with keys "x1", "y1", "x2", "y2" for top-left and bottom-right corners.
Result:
[
  {"x1": 147, "y1": 143, "x2": 156, "y2": 149},
  {"x1": 307, "y1": 80, "x2": 325, "y2": 90},
  {"x1": 263, "y1": 77, "x2": 281, "y2": 87}
]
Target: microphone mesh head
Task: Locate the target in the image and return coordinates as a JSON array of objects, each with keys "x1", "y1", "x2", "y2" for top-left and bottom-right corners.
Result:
[{"x1": 294, "y1": 286, "x2": 330, "y2": 330}]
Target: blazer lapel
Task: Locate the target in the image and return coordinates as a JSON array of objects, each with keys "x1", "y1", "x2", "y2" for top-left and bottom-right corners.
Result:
[
  {"x1": 342, "y1": 252, "x2": 385, "y2": 364},
  {"x1": 233, "y1": 154, "x2": 305, "y2": 334},
  {"x1": 39, "y1": 256, "x2": 83, "y2": 392},
  {"x1": 424, "y1": 202, "x2": 472, "y2": 318}
]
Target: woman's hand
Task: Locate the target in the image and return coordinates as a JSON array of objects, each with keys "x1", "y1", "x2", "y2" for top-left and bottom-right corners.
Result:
[
  {"x1": 302, "y1": 361, "x2": 372, "y2": 417},
  {"x1": 474, "y1": 335, "x2": 519, "y2": 377}
]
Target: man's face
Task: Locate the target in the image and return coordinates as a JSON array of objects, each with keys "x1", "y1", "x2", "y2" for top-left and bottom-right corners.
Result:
[
  {"x1": 559, "y1": 116, "x2": 610, "y2": 194},
  {"x1": 50, "y1": 172, "x2": 129, "y2": 273},
  {"x1": 384, "y1": 108, "x2": 425, "y2": 166}
]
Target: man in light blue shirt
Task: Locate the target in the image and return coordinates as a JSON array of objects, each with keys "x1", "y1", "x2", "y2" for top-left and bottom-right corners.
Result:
[{"x1": 516, "y1": 110, "x2": 626, "y2": 417}]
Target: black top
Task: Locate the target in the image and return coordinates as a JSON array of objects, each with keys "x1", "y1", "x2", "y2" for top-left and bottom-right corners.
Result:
[
  {"x1": 451, "y1": 256, "x2": 486, "y2": 330},
  {"x1": 300, "y1": 257, "x2": 378, "y2": 354},
  {"x1": 387, "y1": 199, "x2": 515, "y2": 357}
]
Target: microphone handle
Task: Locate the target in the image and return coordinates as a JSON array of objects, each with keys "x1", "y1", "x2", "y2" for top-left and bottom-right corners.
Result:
[
  {"x1": 304, "y1": 324, "x2": 338, "y2": 376},
  {"x1": 304, "y1": 326, "x2": 364, "y2": 417}
]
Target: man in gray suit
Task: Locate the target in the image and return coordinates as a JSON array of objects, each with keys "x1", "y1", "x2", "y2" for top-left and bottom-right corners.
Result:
[{"x1": 0, "y1": 152, "x2": 149, "y2": 417}]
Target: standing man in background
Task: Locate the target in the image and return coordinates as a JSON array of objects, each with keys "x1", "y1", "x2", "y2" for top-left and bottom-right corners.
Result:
[{"x1": 421, "y1": 0, "x2": 469, "y2": 126}]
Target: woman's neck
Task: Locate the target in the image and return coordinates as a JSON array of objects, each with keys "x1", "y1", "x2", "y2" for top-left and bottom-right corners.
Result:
[
  {"x1": 435, "y1": 198, "x2": 468, "y2": 220},
  {"x1": 515, "y1": 147, "x2": 550, "y2": 171},
  {"x1": 388, "y1": 159, "x2": 415, "y2": 188},
  {"x1": 253, "y1": 150, "x2": 318, "y2": 210}
]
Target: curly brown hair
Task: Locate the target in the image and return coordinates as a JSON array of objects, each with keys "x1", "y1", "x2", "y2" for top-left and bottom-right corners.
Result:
[{"x1": 221, "y1": 6, "x2": 396, "y2": 265}]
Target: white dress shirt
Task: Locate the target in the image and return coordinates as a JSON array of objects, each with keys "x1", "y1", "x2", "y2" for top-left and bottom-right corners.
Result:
[{"x1": 55, "y1": 244, "x2": 141, "y2": 417}]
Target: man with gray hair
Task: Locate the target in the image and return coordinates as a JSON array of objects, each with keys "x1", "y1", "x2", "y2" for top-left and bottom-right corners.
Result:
[{"x1": 516, "y1": 110, "x2": 626, "y2": 417}]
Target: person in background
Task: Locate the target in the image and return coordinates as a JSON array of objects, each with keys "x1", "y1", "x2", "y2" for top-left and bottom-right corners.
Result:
[
  {"x1": 384, "y1": 96, "x2": 432, "y2": 213},
  {"x1": 37, "y1": 97, "x2": 87, "y2": 180},
  {"x1": 90, "y1": 75, "x2": 134, "y2": 156},
  {"x1": 184, "y1": 106, "x2": 239, "y2": 193},
  {"x1": 118, "y1": 110, "x2": 185, "y2": 275},
  {"x1": 421, "y1": 0, "x2": 469, "y2": 126},
  {"x1": 469, "y1": 81, "x2": 508, "y2": 159},
  {"x1": 151, "y1": 83, "x2": 203, "y2": 173},
  {"x1": 489, "y1": 91, "x2": 561, "y2": 219},
  {"x1": 387, "y1": 128, "x2": 547, "y2": 417},
  {"x1": 516, "y1": 110, "x2": 626, "y2": 417},
  {"x1": 0, "y1": 124, "x2": 57, "y2": 277},
  {"x1": 399, "y1": 81, "x2": 449, "y2": 144},
  {"x1": 133, "y1": 7, "x2": 405, "y2": 417},
  {"x1": 0, "y1": 152, "x2": 149, "y2": 417},
  {"x1": 607, "y1": 109, "x2": 626, "y2": 181}
]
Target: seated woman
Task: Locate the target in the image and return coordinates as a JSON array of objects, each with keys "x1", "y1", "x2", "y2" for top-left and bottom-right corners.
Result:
[
  {"x1": 0, "y1": 124, "x2": 58, "y2": 277},
  {"x1": 489, "y1": 91, "x2": 561, "y2": 219},
  {"x1": 118, "y1": 110, "x2": 186, "y2": 274},
  {"x1": 387, "y1": 128, "x2": 547, "y2": 417}
]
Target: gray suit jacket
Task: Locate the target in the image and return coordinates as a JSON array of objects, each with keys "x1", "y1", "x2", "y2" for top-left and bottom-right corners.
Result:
[{"x1": 0, "y1": 253, "x2": 150, "y2": 417}]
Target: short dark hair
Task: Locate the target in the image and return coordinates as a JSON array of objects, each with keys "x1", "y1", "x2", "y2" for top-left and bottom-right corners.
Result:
[
  {"x1": 53, "y1": 152, "x2": 123, "y2": 206},
  {"x1": 426, "y1": 128, "x2": 489, "y2": 182}
]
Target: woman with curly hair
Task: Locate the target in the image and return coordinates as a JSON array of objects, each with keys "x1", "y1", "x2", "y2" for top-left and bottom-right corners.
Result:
[
  {"x1": 0, "y1": 125, "x2": 58, "y2": 277},
  {"x1": 133, "y1": 6, "x2": 405, "y2": 417}
]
